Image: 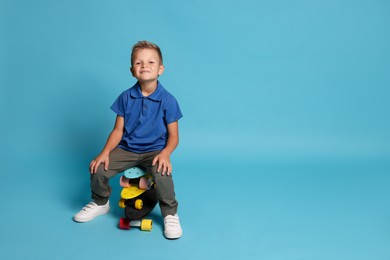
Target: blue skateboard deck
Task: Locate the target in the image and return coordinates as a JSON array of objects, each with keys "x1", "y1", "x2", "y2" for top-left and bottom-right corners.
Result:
[{"x1": 122, "y1": 167, "x2": 147, "y2": 179}]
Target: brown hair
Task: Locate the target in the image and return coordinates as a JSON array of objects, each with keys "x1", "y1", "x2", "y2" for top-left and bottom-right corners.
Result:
[{"x1": 131, "y1": 40, "x2": 163, "y2": 66}]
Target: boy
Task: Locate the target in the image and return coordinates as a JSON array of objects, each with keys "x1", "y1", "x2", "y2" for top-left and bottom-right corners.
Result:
[{"x1": 73, "y1": 41, "x2": 183, "y2": 239}]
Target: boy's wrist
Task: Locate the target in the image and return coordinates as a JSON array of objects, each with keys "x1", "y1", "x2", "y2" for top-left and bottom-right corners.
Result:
[
  {"x1": 160, "y1": 149, "x2": 173, "y2": 159},
  {"x1": 101, "y1": 149, "x2": 111, "y2": 156}
]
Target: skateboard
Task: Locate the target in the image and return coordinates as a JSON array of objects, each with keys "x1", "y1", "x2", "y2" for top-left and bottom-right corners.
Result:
[{"x1": 118, "y1": 167, "x2": 157, "y2": 231}]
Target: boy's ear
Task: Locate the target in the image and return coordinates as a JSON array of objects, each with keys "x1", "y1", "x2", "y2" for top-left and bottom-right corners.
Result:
[
  {"x1": 158, "y1": 64, "x2": 164, "y2": 76},
  {"x1": 130, "y1": 67, "x2": 135, "y2": 76}
]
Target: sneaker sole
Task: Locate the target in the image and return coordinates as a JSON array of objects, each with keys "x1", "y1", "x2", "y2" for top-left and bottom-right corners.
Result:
[
  {"x1": 73, "y1": 207, "x2": 110, "y2": 223},
  {"x1": 164, "y1": 231, "x2": 183, "y2": 240}
]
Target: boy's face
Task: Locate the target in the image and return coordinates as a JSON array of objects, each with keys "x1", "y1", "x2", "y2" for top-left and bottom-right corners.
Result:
[{"x1": 130, "y1": 48, "x2": 164, "y2": 83}]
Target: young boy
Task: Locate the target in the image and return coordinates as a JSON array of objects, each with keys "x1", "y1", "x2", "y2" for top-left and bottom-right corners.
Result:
[{"x1": 73, "y1": 41, "x2": 183, "y2": 239}]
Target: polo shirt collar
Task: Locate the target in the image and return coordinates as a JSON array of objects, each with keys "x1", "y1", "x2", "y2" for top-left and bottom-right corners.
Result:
[{"x1": 130, "y1": 81, "x2": 163, "y2": 101}]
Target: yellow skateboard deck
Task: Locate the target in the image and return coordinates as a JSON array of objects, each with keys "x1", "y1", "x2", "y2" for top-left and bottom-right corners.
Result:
[
  {"x1": 121, "y1": 174, "x2": 153, "y2": 199},
  {"x1": 121, "y1": 186, "x2": 148, "y2": 199}
]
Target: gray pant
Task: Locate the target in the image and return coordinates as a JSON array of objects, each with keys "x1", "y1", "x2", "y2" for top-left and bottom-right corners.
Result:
[{"x1": 90, "y1": 147, "x2": 178, "y2": 217}]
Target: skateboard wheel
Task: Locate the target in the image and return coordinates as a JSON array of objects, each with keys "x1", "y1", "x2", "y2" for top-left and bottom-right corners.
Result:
[
  {"x1": 140, "y1": 219, "x2": 152, "y2": 231},
  {"x1": 135, "y1": 199, "x2": 143, "y2": 210},
  {"x1": 119, "y1": 218, "x2": 130, "y2": 230},
  {"x1": 118, "y1": 198, "x2": 126, "y2": 208}
]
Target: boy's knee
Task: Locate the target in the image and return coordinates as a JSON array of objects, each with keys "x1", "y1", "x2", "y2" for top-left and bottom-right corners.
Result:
[
  {"x1": 153, "y1": 172, "x2": 174, "y2": 189},
  {"x1": 91, "y1": 165, "x2": 111, "y2": 180}
]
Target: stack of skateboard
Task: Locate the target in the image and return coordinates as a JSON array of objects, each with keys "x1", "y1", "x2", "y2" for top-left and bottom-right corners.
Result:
[{"x1": 118, "y1": 167, "x2": 157, "y2": 231}]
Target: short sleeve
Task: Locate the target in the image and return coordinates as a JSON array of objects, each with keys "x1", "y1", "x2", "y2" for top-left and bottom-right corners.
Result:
[
  {"x1": 110, "y1": 91, "x2": 127, "y2": 117},
  {"x1": 164, "y1": 96, "x2": 183, "y2": 124}
]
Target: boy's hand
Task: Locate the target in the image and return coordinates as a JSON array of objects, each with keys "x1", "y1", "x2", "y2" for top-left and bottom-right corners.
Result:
[
  {"x1": 90, "y1": 152, "x2": 109, "y2": 174},
  {"x1": 152, "y1": 151, "x2": 172, "y2": 176}
]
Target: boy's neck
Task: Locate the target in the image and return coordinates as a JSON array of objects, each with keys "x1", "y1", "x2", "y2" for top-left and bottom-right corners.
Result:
[{"x1": 139, "y1": 80, "x2": 158, "y2": 97}]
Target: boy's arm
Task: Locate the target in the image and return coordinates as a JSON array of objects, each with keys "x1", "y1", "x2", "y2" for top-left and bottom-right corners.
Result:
[
  {"x1": 90, "y1": 115, "x2": 124, "y2": 174},
  {"x1": 152, "y1": 121, "x2": 179, "y2": 176}
]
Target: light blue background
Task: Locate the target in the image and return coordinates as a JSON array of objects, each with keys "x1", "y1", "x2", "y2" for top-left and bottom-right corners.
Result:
[{"x1": 1, "y1": 0, "x2": 390, "y2": 259}]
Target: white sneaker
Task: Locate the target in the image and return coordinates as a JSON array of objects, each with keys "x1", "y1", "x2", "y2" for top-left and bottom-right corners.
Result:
[
  {"x1": 73, "y1": 201, "x2": 110, "y2": 222},
  {"x1": 164, "y1": 214, "x2": 183, "y2": 239}
]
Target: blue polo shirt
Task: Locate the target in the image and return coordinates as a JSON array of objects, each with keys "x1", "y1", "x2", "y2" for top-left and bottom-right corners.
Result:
[{"x1": 110, "y1": 81, "x2": 183, "y2": 153}]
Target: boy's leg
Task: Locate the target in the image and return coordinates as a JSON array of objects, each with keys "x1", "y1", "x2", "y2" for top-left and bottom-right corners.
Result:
[
  {"x1": 90, "y1": 147, "x2": 139, "y2": 205},
  {"x1": 139, "y1": 151, "x2": 178, "y2": 217}
]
